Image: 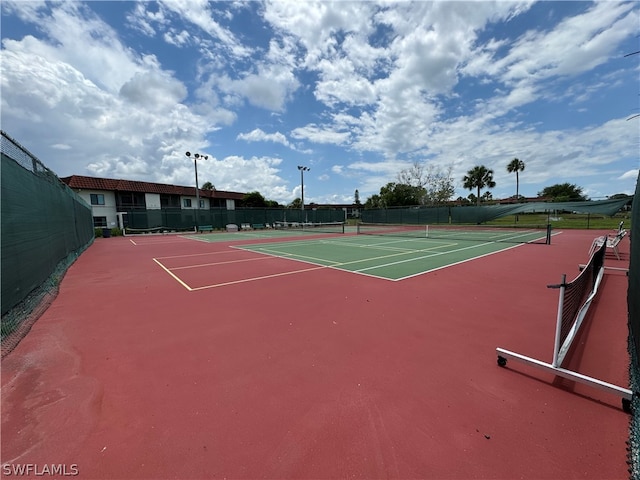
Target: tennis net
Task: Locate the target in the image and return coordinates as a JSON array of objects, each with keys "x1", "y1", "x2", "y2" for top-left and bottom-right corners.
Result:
[
  {"x1": 123, "y1": 226, "x2": 193, "y2": 235},
  {"x1": 357, "y1": 222, "x2": 551, "y2": 244},
  {"x1": 274, "y1": 221, "x2": 345, "y2": 234},
  {"x1": 496, "y1": 238, "x2": 632, "y2": 408},
  {"x1": 549, "y1": 238, "x2": 606, "y2": 367}
]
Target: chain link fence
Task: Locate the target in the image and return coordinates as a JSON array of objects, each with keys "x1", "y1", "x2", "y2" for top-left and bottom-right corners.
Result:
[{"x1": 1, "y1": 131, "x2": 94, "y2": 358}]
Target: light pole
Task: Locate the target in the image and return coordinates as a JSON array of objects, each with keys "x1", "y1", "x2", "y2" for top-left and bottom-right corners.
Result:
[
  {"x1": 186, "y1": 151, "x2": 208, "y2": 229},
  {"x1": 297, "y1": 165, "x2": 309, "y2": 223}
]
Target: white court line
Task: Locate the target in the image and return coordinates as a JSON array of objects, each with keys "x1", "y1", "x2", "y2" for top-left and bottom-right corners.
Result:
[
  {"x1": 235, "y1": 236, "x2": 540, "y2": 281},
  {"x1": 155, "y1": 231, "x2": 565, "y2": 289},
  {"x1": 236, "y1": 240, "x2": 457, "y2": 268},
  {"x1": 156, "y1": 249, "x2": 256, "y2": 260},
  {"x1": 235, "y1": 246, "x2": 343, "y2": 266},
  {"x1": 127, "y1": 234, "x2": 200, "y2": 246},
  {"x1": 189, "y1": 265, "x2": 327, "y2": 291},
  {"x1": 153, "y1": 258, "x2": 193, "y2": 291},
  {"x1": 394, "y1": 244, "x2": 523, "y2": 281},
  {"x1": 170, "y1": 255, "x2": 273, "y2": 270},
  {"x1": 154, "y1": 248, "x2": 335, "y2": 290},
  {"x1": 316, "y1": 238, "x2": 456, "y2": 253},
  {"x1": 355, "y1": 241, "x2": 504, "y2": 273}
]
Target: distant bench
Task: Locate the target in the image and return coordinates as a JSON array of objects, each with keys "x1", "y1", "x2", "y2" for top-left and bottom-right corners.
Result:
[
  {"x1": 197, "y1": 225, "x2": 214, "y2": 233},
  {"x1": 589, "y1": 228, "x2": 627, "y2": 260}
]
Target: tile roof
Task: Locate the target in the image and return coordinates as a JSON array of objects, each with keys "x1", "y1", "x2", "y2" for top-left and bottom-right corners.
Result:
[{"x1": 61, "y1": 175, "x2": 245, "y2": 200}]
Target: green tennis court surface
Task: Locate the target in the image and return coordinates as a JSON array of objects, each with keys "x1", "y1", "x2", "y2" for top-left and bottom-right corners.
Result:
[{"x1": 232, "y1": 234, "x2": 548, "y2": 281}]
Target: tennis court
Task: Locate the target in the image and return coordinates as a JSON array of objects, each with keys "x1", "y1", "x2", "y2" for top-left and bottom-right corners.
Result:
[
  {"x1": 1, "y1": 227, "x2": 631, "y2": 479},
  {"x1": 153, "y1": 232, "x2": 553, "y2": 291}
]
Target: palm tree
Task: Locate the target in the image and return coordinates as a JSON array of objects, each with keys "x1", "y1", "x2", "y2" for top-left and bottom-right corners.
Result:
[
  {"x1": 463, "y1": 165, "x2": 496, "y2": 206},
  {"x1": 506, "y1": 158, "x2": 525, "y2": 202}
]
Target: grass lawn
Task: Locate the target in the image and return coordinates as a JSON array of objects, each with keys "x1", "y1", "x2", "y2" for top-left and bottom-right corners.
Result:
[{"x1": 486, "y1": 212, "x2": 631, "y2": 230}]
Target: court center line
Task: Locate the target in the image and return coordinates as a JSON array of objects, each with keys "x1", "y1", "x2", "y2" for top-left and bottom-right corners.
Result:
[
  {"x1": 236, "y1": 241, "x2": 457, "y2": 270},
  {"x1": 354, "y1": 241, "x2": 515, "y2": 273},
  {"x1": 317, "y1": 238, "x2": 456, "y2": 252},
  {"x1": 394, "y1": 243, "x2": 523, "y2": 281},
  {"x1": 239, "y1": 237, "x2": 528, "y2": 276},
  {"x1": 237, "y1": 246, "x2": 343, "y2": 265}
]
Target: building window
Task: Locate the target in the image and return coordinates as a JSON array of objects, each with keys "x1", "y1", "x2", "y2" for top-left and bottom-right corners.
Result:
[
  {"x1": 183, "y1": 198, "x2": 192, "y2": 208},
  {"x1": 115, "y1": 191, "x2": 146, "y2": 210},
  {"x1": 90, "y1": 193, "x2": 105, "y2": 205},
  {"x1": 199, "y1": 199, "x2": 205, "y2": 209},
  {"x1": 160, "y1": 194, "x2": 181, "y2": 209},
  {"x1": 93, "y1": 216, "x2": 107, "y2": 228}
]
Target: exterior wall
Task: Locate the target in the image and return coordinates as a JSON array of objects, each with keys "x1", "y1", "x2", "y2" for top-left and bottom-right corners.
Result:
[
  {"x1": 71, "y1": 184, "x2": 240, "y2": 229},
  {"x1": 76, "y1": 190, "x2": 118, "y2": 228},
  {"x1": 145, "y1": 193, "x2": 161, "y2": 209},
  {"x1": 180, "y1": 196, "x2": 209, "y2": 209}
]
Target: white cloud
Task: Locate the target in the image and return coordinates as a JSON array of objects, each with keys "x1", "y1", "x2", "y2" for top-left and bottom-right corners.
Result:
[
  {"x1": 195, "y1": 155, "x2": 290, "y2": 202},
  {"x1": 119, "y1": 70, "x2": 187, "y2": 112},
  {"x1": 158, "y1": 0, "x2": 251, "y2": 59},
  {"x1": 1, "y1": 1, "x2": 637, "y2": 204},
  {"x1": 620, "y1": 169, "x2": 639, "y2": 181},
  {"x1": 291, "y1": 124, "x2": 350, "y2": 145},
  {"x1": 219, "y1": 69, "x2": 299, "y2": 112},
  {"x1": 237, "y1": 128, "x2": 291, "y2": 147}
]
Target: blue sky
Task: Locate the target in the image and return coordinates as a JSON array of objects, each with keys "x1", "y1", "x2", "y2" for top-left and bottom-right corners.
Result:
[{"x1": 1, "y1": 1, "x2": 638, "y2": 205}]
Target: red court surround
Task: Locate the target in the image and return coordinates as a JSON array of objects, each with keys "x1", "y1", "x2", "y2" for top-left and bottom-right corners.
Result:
[{"x1": 1, "y1": 230, "x2": 631, "y2": 479}]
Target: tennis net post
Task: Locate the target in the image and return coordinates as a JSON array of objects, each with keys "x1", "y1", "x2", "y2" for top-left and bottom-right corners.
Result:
[{"x1": 550, "y1": 274, "x2": 567, "y2": 368}]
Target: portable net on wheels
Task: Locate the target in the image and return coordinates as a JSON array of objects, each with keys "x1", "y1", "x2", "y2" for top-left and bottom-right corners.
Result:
[{"x1": 496, "y1": 240, "x2": 632, "y2": 411}]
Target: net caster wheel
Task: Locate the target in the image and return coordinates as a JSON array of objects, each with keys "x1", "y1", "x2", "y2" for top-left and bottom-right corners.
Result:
[
  {"x1": 622, "y1": 398, "x2": 632, "y2": 414},
  {"x1": 497, "y1": 356, "x2": 507, "y2": 367}
]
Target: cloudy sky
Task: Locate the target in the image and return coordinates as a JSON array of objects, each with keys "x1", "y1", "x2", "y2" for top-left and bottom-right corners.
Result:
[{"x1": 1, "y1": 1, "x2": 638, "y2": 205}]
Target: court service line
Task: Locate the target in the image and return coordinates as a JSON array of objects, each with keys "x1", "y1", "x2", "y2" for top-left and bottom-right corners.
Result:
[
  {"x1": 189, "y1": 265, "x2": 327, "y2": 291},
  {"x1": 156, "y1": 250, "x2": 257, "y2": 260},
  {"x1": 317, "y1": 238, "x2": 457, "y2": 252},
  {"x1": 240, "y1": 238, "x2": 523, "y2": 279},
  {"x1": 152, "y1": 258, "x2": 193, "y2": 291},
  {"x1": 393, "y1": 243, "x2": 524, "y2": 281},
  {"x1": 170, "y1": 255, "x2": 274, "y2": 270},
  {"x1": 354, "y1": 240, "x2": 512, "y2": 273},
  {"x1": 128, "y1": 235, "x2": 202, "y2": 246},
  {"x1": 229, "y1": 245, "x2": 396, "y2": 282},
  {"x1": 234, "y1": 246, "x2": 344, "y2": 265},
  {"x1": 234, "y1": 242, "x2": 457, "y2": 271}
]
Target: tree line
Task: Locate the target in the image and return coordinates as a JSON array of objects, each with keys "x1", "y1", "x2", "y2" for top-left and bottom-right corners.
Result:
[
  {"x1": 363, "y1": 158, "x2": 595, "y2": 209},
  {"x1": 202, "y1": 157, "x2": 621, "y2": 210}
]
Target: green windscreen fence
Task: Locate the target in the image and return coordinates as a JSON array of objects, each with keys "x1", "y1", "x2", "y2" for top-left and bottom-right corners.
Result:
[
  {"x1": 123, "y1": 206, "x2": 346, "y2": 231},
  {"x1": 628, "y1": 173, "x2": 639, "y2": 477},
  {"x1": 1, "y1": 131, "x2": 94, "y2": 356},
  {"x1": 361, "y1": 198, "x2": 630, "y2": 226}
]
